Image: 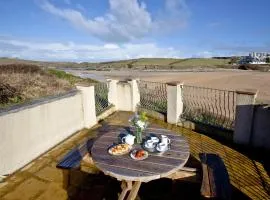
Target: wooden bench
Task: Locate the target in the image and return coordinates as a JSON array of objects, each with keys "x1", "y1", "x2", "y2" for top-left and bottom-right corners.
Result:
[
  {"x1": 199, "y1": 153, "x2": 231, "y2": 200},
  {"x1": 57, "y1": 138, "x2": 96, "y2": 170}
]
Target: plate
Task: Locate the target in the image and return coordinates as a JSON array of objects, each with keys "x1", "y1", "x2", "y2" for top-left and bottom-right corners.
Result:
[
  {"x1": 108, "y1": 144, "x2": 132, "y2": 156},
  {"x1": 130, "y1": 149, "x2": 148, "y2": 160}
]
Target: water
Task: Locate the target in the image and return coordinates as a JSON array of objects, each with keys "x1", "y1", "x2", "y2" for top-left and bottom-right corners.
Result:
[
  {"x1": 79, "y1": 72, "x2": 107, "y2": 82},
  {"x1": 64, "y1": 69, "x2": 107, "y2": 82}
]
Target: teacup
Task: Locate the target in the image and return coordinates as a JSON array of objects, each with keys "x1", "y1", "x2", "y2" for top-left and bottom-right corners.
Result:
[
  {"x1": 145, "y1": 140, "x2": 155, "y2": 148},
  {"x1": 157, "y1": 142, "x2": 167, "y2": 152},
  {"x1": 150, "y1": 136, "x2": 159, "y2": 143},
  {"x1": 160, "y1": 135, "x2": 171, "y2": 145}
]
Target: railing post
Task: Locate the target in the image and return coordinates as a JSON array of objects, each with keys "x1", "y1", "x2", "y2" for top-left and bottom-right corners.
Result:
[
  {"x1": 167, "y1": 82, "x2": 184, "y2": 124},
  {"x1": 107, "y1": 79, "x2": 119, "y2": 109},
  {"x1": 234, "y1": 89, "x2": 257, "y2": 145},
  {"x1": 128, "y1": 79, "x2": 140, "y2": 112},
  {"x1": 76, "y1": 84, "x2": 97, "y2": 128}
]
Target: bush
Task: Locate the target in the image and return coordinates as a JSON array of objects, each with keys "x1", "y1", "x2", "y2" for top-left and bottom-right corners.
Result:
[
  {"x1": 0, "y1": 64, "x2": 45, "y2": 74},
  {"x1": 0, "y1": 83, "x2": 22, "y2": 104},
  {"x1": 0, "y1": 64, "x2": 72, "y2": 108}
]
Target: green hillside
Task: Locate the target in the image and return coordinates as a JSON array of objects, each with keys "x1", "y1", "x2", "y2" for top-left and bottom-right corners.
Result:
[
  {"x1": 0, "y1": 57, "x2": 232, "y2": 70},
  {"x1": 98, "y1": 57, "x2": 231, "y2": 69},
  {"x1": 170, "y1": 58, "x2": 230, "y2": 67}
]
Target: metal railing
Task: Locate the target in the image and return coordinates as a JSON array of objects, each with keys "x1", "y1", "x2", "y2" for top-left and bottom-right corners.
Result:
[
  {"x1": 94, "y1": 82, "x2": 110, "y2": 116},
  {"x1": 181, "y1": 85, "x2": 236, "y2": 130},
  {"x1": 137, "y1": 80, "x2": 167, "y2": 115}
]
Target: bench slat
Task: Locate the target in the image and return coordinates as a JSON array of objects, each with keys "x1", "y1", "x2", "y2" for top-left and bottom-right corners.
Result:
[
  {"x1": 57, "y1": 138, "x2": 94, "y2": 169},
  {"x1": 57, "y1": 148, "x2": 83, "y2": 169},
  {"x1": 200, "y1": 153, "x2": 231, "y2": 200},
  {"x1": 201, "y1": 163, "x2": 211, "y2": 198}
]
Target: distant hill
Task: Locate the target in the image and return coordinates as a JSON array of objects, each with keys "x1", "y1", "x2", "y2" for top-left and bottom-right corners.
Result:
[
  {"x1": 0, "y1": 57, "x2": 232, "y2": 70},
  {"x1": 97, "y1": 57, "x2": 232, "y2": 70},
  {"x1": 0, "y1": 57, "x2": 95, "y2": 69}
]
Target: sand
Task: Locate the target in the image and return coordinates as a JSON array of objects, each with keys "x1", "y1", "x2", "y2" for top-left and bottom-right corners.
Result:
[{"x1": 77, "y1": 70, "x2": 270, "y2": 102}]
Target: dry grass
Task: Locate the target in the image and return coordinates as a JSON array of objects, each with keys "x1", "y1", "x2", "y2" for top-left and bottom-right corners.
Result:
[{"x1": 0, "y1": 64, "x2": 94, "y2": 108}]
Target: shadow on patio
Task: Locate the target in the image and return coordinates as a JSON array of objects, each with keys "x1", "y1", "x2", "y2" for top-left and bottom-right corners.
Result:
[{"x1": 0, "y1": 111, "x2": 269, "y2": 200}]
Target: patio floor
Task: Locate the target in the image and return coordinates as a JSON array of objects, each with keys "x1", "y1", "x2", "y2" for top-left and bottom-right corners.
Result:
[{"x1": 0, "y1": 111, "x2": 269, "y2": 200}]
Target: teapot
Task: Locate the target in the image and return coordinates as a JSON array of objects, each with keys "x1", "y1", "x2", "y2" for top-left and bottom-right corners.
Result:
[{"x1": 122, "y1": 134, "x2": 135, "y2": 145}]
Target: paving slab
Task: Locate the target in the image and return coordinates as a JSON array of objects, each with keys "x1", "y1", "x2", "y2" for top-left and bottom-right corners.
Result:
[
  {"x1": 36, "y1": 183, "x2": 68, "y2": 200},
  {"x1": 2, "y1": 178, "x2": 47, "y2": 200}
]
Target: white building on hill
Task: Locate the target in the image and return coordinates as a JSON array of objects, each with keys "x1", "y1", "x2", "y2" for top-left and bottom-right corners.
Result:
[{"x1": 240, "y1": 52, "x2": 269, "y2": 64}]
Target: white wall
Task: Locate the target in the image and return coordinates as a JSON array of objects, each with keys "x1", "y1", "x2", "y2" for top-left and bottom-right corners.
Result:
[{"x1": 0, "y1": 87, "x2": 96, "y2": 176}]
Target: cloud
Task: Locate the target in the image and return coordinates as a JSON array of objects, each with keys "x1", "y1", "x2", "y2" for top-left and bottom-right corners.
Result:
[
  {"x1": 39, "y1": 0, "x2": 189, "y2": 43},
  {"x1": 155, "y1": 0, "x2": 190, "y2": 30},
  {"x1": 0, "y1": 38, "x2": 181, "y2": 62}
]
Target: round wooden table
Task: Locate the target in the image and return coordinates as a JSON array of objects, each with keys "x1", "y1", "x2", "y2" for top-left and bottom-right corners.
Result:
[{"x1": 91, "y1": 127, "x2": 190, "y2": 200}]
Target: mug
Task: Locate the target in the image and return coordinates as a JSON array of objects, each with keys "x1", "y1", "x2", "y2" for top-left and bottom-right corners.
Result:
[{"x1": 160, "y1": 135, "x2": 171, "y2": 145}]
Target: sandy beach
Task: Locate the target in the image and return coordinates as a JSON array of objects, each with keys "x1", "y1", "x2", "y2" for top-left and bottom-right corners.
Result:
[{"x1": 69, "y1": 69, "x2": 270, "y2": 102}]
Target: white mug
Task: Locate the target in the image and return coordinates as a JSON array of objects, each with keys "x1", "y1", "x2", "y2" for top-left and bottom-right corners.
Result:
[{"x1": 160, "y1": 135, "x2": 171, "y2": 145}]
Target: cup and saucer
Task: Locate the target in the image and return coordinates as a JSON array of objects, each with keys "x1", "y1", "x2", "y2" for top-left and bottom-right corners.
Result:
[
  {"x1": 143, "y1": 137, "x2": 159, "y2": 152},
  {"x1": 156, "y1": 135, "x2": 171, "y2": 153},
  {"x1": 156, "y1": 142, "x2": 169, "y2": 152}
]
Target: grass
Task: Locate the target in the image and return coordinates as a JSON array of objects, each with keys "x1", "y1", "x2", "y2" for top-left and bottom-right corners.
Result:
[
  {"x1": 97, "y1": 58, "x2": 232, "y2": 69},
  {"x1": 0, "y1": 57, "x2": 232, "y2": 70},
  {"x1": 2, "y1": 57, "x2": 269, "y2": 71},
  {"x1": 47, "y1": 69, "x2": 97, "y2": 85},
  {"x1": 0, "y1": 64, "x2": 96, "y2": 108},
  {"x1": 132, "y1": 58, "x2": 181, "y2": 65},
  {"x1": 170, "y1": 58, "x2": 230, "y2": 67}
]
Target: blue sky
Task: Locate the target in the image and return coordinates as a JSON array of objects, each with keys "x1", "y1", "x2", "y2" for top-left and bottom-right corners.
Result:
[{"x1": 0, "y1": 0, "x2": 270, "y2": 62}]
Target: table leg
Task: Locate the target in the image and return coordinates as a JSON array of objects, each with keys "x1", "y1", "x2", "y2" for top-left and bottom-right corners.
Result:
[
  {"x1": 118, "y1": 181, "x2": 132, "y2": 200},
  {"x1": 127, "y1": 181, "x2": 142, "y2": 200}
]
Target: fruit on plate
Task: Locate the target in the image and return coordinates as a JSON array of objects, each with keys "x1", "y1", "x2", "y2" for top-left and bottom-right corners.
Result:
[
  {"x1": 130, "y1": 149, "x2": 148, "y2": 160},
  {"x1": 135, "y1": 150, "x2": 146, "y2": 158},
  {"x1": 109, "y1": 144, "x2": 131, "y2": 155}
]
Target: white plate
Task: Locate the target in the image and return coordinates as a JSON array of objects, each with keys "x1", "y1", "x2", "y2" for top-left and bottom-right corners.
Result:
[{"x1": 130, "y1": 150, "x2": 148, "y2": 160}]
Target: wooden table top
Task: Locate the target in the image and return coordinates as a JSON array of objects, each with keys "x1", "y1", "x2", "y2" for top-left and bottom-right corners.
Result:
[{"x1": 91, "y1": 127, "x2": 190, "y2": 182}]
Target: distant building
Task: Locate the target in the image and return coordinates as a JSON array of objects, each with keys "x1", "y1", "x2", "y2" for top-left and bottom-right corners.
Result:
[{"x1": 239, "y1": 52, "x2": 270, "y2": 64}]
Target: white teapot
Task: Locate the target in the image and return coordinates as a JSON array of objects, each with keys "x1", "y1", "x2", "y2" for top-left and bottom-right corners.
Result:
[{"x1": 122, "y1": 134, "x2": 135, "y2": 145}]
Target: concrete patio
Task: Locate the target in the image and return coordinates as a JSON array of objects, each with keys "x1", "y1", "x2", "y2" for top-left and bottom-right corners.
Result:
[{"x1": 0, "y1": 111, "x2": 269, "y2": 200}]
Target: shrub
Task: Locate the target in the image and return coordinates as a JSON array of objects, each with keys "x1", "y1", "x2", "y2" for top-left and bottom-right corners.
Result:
[{"x1": 0, "y1": 64, "x2": 72, "y2": 107}]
